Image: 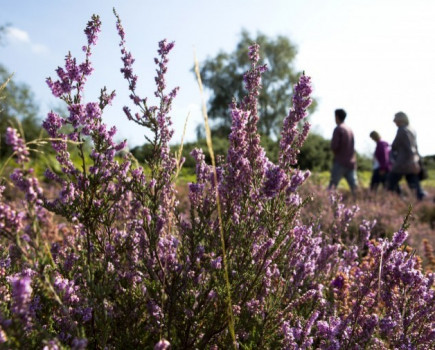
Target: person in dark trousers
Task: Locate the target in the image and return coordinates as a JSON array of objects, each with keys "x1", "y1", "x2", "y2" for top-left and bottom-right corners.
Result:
[
  {"x1": 369, "y1": 131, "x2": 391, "y2": 191},
  {"x1": 328, "y1": 109, "x2": 357, "y2": 196},
  {"x1": 387, "y1": 111, "x2": 425, "y2": 200}
]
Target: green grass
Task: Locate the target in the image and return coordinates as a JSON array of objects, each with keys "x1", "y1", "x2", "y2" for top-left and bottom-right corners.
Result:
[
  {"x1": 2, "y1": 151, "x2": 433, "y2": 191},
  {"x1": 177, "y1": 169, "x2": 435, "y2": 190},
  {"x1": 176, "y1": 167, "x2": 196, "y2": 184},
  {"x1": 305, "y1": 170, "x2": 435, "y2": 190},
  {"x1": 424, "y1": 169, "x2": 435, "y2": 188}
]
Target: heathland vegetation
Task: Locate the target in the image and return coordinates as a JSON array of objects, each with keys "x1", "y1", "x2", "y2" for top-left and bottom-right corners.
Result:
[{"x1": 0, "y1": 12, "x2": 434, "y2": 349}]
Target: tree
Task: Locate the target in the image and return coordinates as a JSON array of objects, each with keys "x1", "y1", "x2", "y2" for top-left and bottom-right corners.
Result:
[
  {"x1": 199, "y1": 30, "x2": 316, "y2": 138},
  {"x1": 0, "y1": 23, "x2": 44, "y2": 159},
  {"x1": 0, "y1": 64, "x2": 42, "y2": 159},
  {"x1": 0, "y1": 24, "x2": 8, "y2": 46},
  {"x1": 298, "y1": 133, "x2": 333, "y2": 171}
]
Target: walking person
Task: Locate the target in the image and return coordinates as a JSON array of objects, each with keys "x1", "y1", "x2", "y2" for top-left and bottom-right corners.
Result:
[
  {"x1": 387, "y1": 112, "x2": 425, "y2": 200},
  {"x1": 328, "y1": 109, "x2": 358, "y2": 196},
  {"x1": 369, "y1": 131, "x2": 391, "y2": 191}
]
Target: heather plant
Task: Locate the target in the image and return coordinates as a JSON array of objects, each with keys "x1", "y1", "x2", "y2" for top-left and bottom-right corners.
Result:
[
  {"x1": 423, "y1": 239, "x2": 435, "y2": 273},
  {"x1": 0, "y1": 12, "x2": 434, "y2": 349},
  {"x1": 299, "y1": 181, "x2": 435, "y2": 251}
]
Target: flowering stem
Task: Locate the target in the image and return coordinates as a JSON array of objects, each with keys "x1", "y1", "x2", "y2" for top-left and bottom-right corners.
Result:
[{"x1": 194, "y1": 53, "x2": 237, "y2": 348}]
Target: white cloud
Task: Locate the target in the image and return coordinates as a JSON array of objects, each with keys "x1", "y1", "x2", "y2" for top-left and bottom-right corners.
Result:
[
  {"x1": 6, "y1": 26, "x2": 49, "y2": 55},
  {"x1": 31, "y1": 43, "x2": 49, "y2": 55},
  {"x1": 7, "y1": 27, "x2": 30, "y2": 43}
]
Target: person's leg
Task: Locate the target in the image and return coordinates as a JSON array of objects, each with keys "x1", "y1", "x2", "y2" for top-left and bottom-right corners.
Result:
[
  {"x1": 380, "y1": 171, "x2": 389, "y2": 189},
  {"x1": 344, "y1": 168, "x2": 358, "y2": 196},
  {"x1": 387, "y1": 172, "x2": 402, "y2": 195},
  {"x1": 328, "y1": 161, "x2": 343, "y2": 190},
  {"x1": 405, "y1": 173, "x2": 426, "y2": 200},
  {"x1": 370, "y1": 169, "x2": 380, "y2": 191},
  {"x1": 387, "y1": 172, "x2": 401, "y2": 193}
]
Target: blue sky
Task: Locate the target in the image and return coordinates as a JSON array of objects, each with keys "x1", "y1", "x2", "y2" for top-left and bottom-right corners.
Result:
[{"x1": 1, "y1": 0, "x2": 435, "y2": 156}]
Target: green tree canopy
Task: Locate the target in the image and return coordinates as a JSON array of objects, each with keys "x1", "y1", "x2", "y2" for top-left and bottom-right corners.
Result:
[
  {"x1": 0, "y1": 24, "x2": 8, "y2": 46},
  {"x1": 198, "y1": 30, "x2": 317, "y2": 138},
  {"x1": 0, "y1": 64, "x2": 42, "y2": 159}
]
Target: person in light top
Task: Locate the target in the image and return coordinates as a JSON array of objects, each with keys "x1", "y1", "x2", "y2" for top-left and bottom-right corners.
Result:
[{"x1": 387, "y1": 111, "x2": 425, "y2": 200}]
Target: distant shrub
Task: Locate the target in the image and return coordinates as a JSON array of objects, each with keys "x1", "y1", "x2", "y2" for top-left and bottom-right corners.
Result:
[{"x1": 298, "y1": 133, "x2": 332, "y2": 171}]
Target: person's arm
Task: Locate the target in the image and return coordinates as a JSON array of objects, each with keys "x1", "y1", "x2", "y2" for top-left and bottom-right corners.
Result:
[
  {"x1": 392, "y1": 128, "x2": 406, "y2": 151},
  {"x1": 374, "y1": 143, "x2": 382, "y2": 162},
  {"x1": 331, "y1": 127, "x2": 341, "y2": 154}
]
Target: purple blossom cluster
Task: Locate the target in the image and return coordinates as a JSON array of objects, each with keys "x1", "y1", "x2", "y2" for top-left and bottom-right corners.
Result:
[
  {"x1": 9, "y1": 275, "x2": 32, "y2": 318},
  {"x1": 279, "y1": 74, "x2": 312, "y2": 169},
  {"x1": 0, "y1": 12, "x2": 433, "y2": 349},
  {"x1": 5, "y1": 127, "x2": 29, "y2": 164}
]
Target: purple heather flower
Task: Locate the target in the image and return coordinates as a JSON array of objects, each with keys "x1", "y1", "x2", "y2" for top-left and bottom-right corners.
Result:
[
  {"x1": 361, "y1": 314, "x2": 378, "y2": 339},
  {"x1": 279, "y1": 74, "x2": 313, "y2": 169},
  {"x1": 79, "y1": 60, "x2": 93, "y2": 76},
  {"x1": 359, "y1": 219, "x2": 376, "y2": 244},
  {"x1": 154, "y1": 339, "x2": 170, "y2": 350},
  {"x1": 379, "y1": 316, "x2": 397, "y2": 337},
  {"x1": 71, "y1": 337, "x2": 88, "y2": 350},
  {"x1": 343, "y1": 245, "x2": 358, "y2": 264},
  {"x1": 9, "y1": 275, "x2": 32, "y2": 316},
  {"x1": 295, "y1": 120, "x2": 311, "y2": 150},
  {"x1": 207, "y1": 290, "x2": 217, "y2": 300},
  {"x1": 392, "y1": 228, "x2": 408, "y2": 248},
  {"x1": 281, "y1": 320, "x2": 302, "y2": 348},
  {"x1": 0, "y1": 326, "x2": 6, "y2": 343},
  {"x1": 148, "y1": 300, "x2": 163, "y2": 324},
  {"x1": 232, "y1": 304, "x2": 241, "y2": 316},
  {"x1": 85, "y1": 102, "x2": 102, "y2": 121},
  {"x1": 10, "y1": 168, "x2": 43, "y2": 204},
  {"x1": 158, "y1": 39, "x2": 175, "y2": 56},
  {"x1": 211, "y1": 256, "x2": 222, "y2": 269},
  {"x1": 263, "y1": 165, "x2": 288, "y2": 198},
  {"x1": 288, "y1": 169, "x2": 310, "y2": 193},
  {"x1": 243, "y1": 44, "x2": 267, "y2": 110},
  {"x1": 65, "y1": 55, "x2": 80, "y2": 81},
  {"x1": 53, "y1": 275, "x2": 80, "y2": 305},
  {"x1": 331, "y1": 274, "x2": 345, "y2": 289},
  {"x1": 0, "y1": 200, "x2": 25, "y2": 235},
  {"x1": 248, "y1": 43, "x2": 260, "y2": 65},
  {"x1": 157, "y1": 235, "x2": 179, "y2": 271},
  {"x1": 246, "y1": 299, "x2": 261, "y2": 315},
  {"x1": 43, "y1": 339, "x2": 61, "y2": 350},
  {"x1": 43, "y1": 111, "x2": 65, "y2": 137},
  {"x1": 82, "y1": 307, "x2": 93, "y2": 322},
  {"x1": 5, "y1": 127, "x2": 29, "y2": 164},
  {"x1": 316, "y1": 320, "x2": 330, "y2": 336},
  {"x1": 84, "y1": 15, "x2": 101, "y2": 46}
]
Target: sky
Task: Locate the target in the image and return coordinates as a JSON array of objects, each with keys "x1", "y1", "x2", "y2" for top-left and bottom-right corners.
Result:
[{"x1": 1, "y1": 0, "x2": 435, "y2": 157}]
